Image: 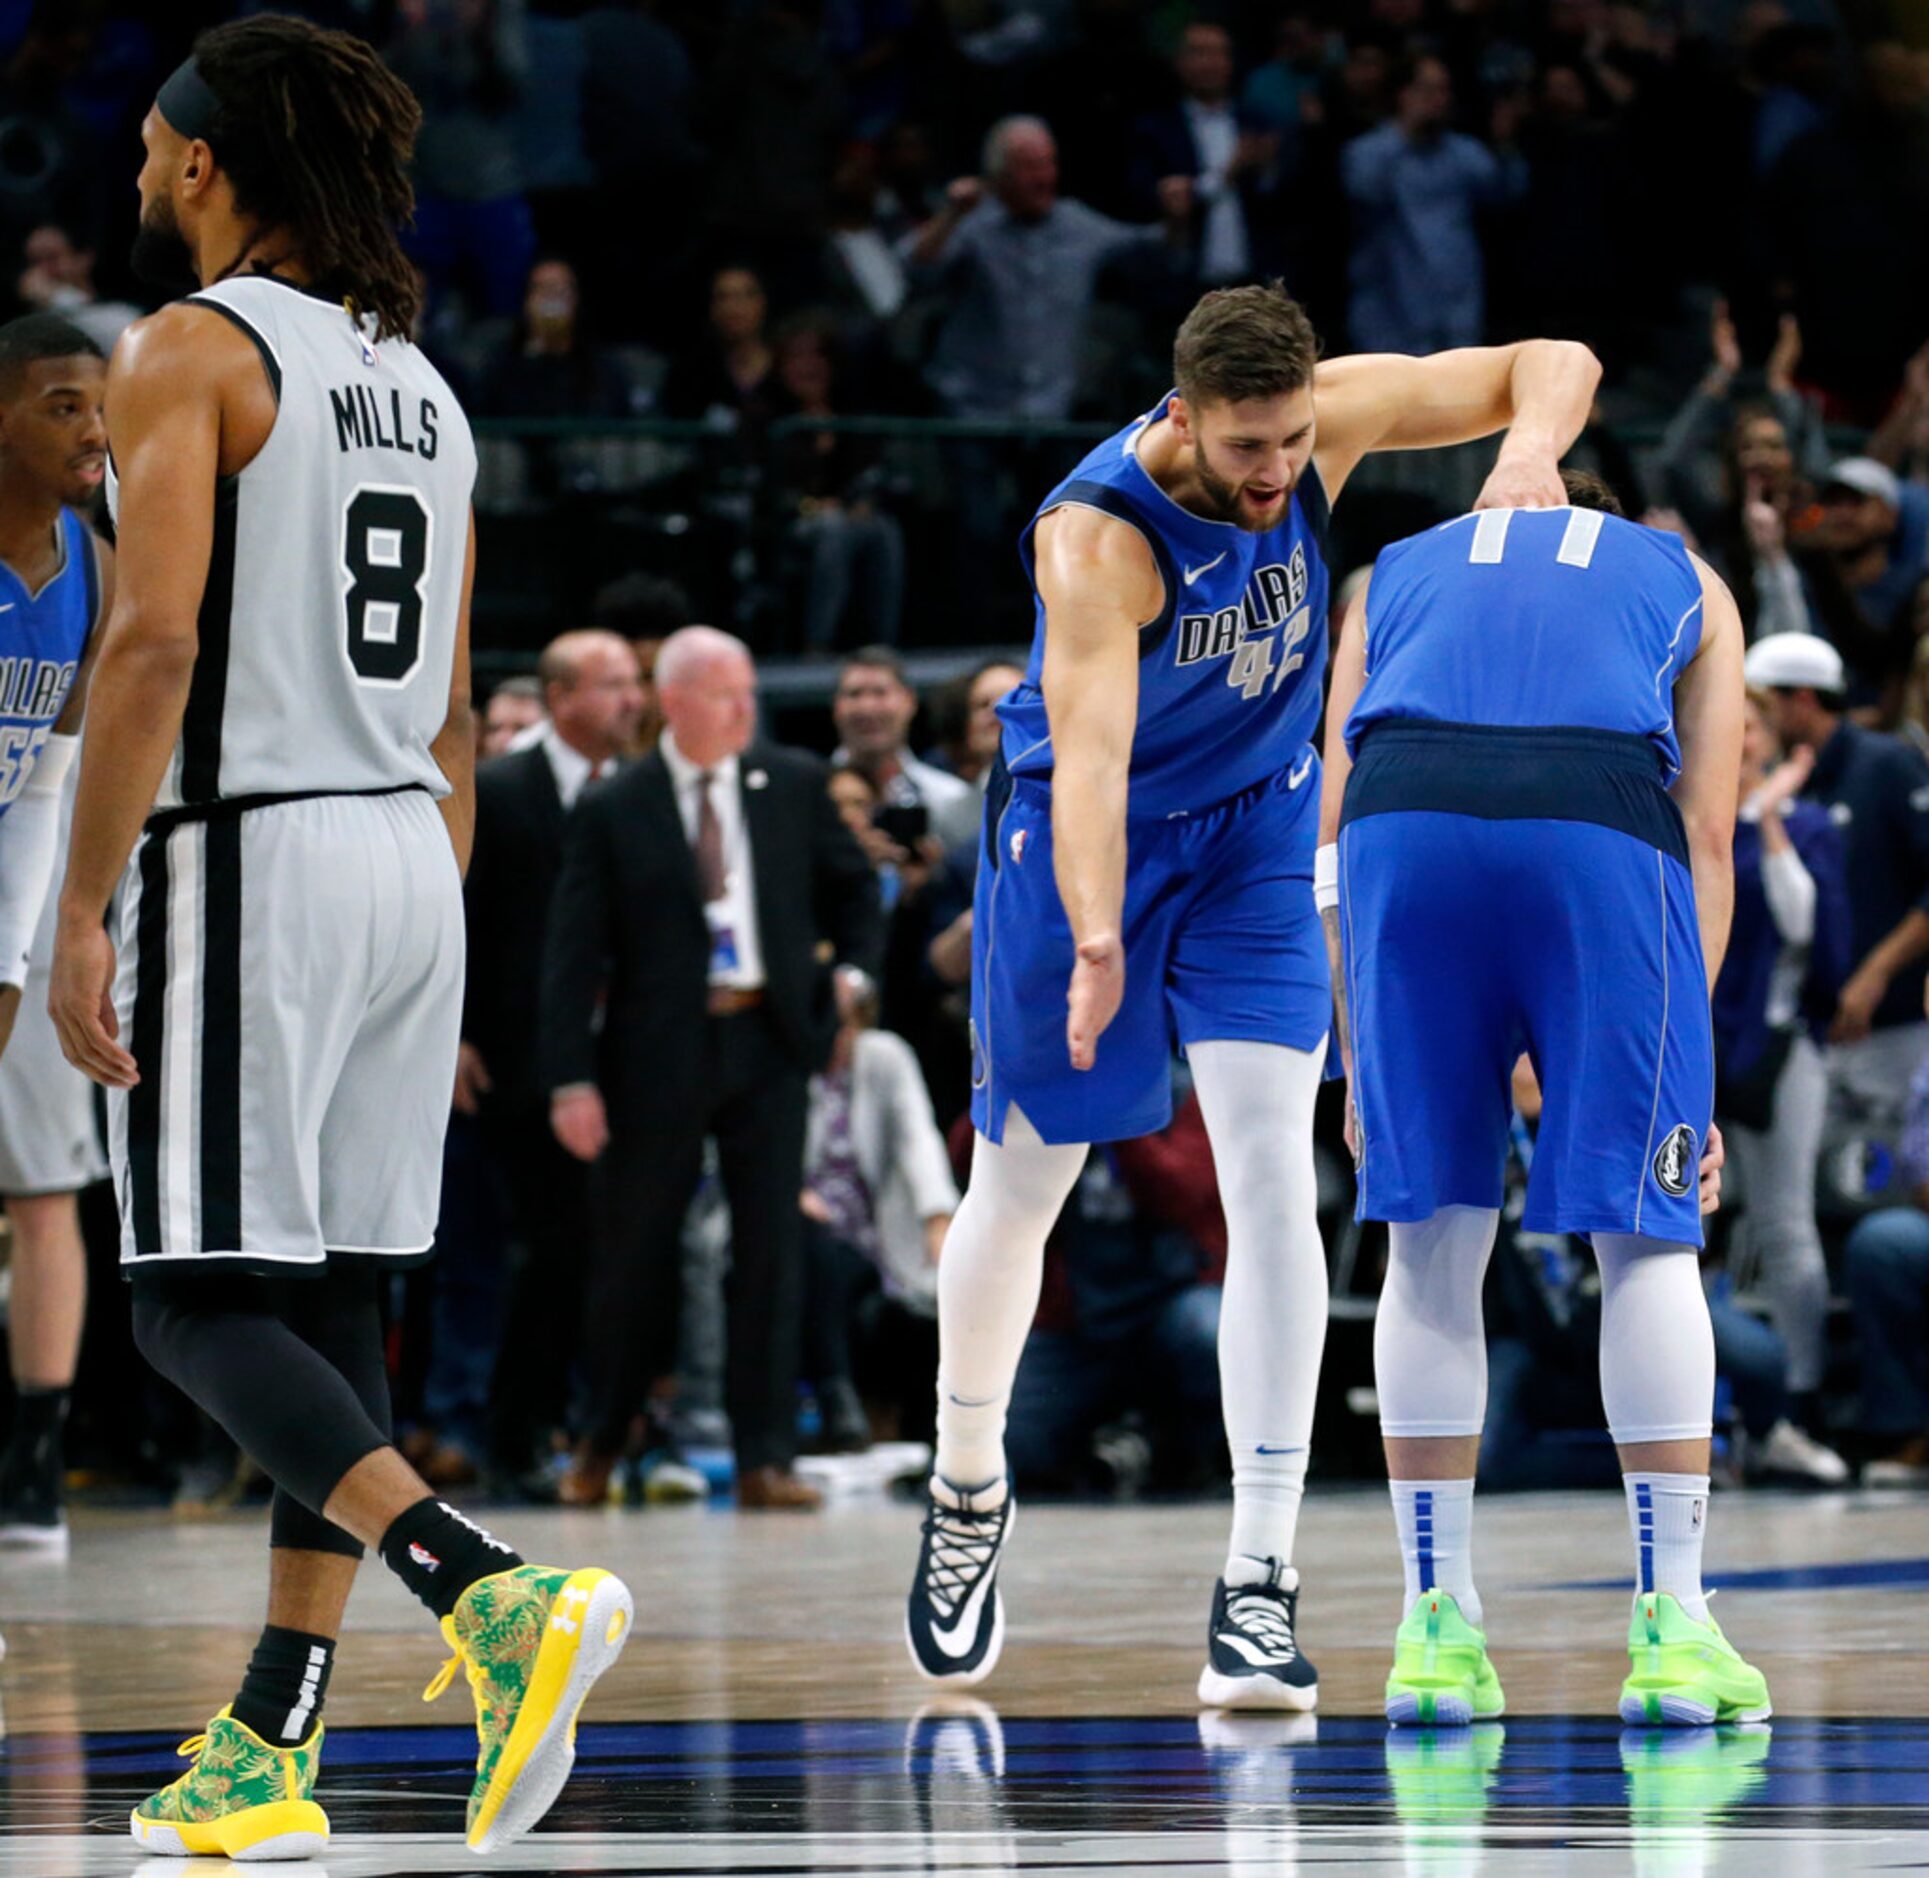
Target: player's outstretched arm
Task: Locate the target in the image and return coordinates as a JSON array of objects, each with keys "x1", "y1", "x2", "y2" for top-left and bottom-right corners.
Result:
[
  {"x1": 430, "y1": 510, "x2": 478, "y2": 877},
  {"x1": 1312, "y1": 339, "x2": 1601, "y2": 507},
  {"x1": 1670, "y1": 555, "x2": 1746, "y2": 988},
  {"x1": 51, "y1": 306, "x2": 246, "y2": 1088},
  {"x1": 1033, "y1": 504, "x2": 1160, "y2": 1072},
  {"x1": 1315, "y1": 579, "x2": 1369, "y2": 1081}
]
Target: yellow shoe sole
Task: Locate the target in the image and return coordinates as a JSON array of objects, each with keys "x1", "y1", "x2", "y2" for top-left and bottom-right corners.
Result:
[
  {"x1": 129, "y1": 1797, "x2": 328, "y2": 1862},
  {"x1": 467, "y1": 1567, "x2": 634, "y2": 1853}
]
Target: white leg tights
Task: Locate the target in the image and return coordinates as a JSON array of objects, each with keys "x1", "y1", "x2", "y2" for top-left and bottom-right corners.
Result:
[
  {"x1": 932, "y1": 1106, "x2": 1087, "y2": 1487},
  {"x1": 1189, "y1": 1039, "x2": 1330, "y2": 1572}
]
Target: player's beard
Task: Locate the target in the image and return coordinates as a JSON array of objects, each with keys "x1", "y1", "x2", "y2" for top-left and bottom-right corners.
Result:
[
  {"x1": 130, "y1": 194, "x2": 201, "y2": 296},
  {"x1": 1191, "y1": 442, "x2": 1278, "y2": 534}
]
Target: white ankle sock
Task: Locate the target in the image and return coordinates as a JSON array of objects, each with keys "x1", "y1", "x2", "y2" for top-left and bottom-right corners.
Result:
[
  {"x1": 1390, "y1": 1478, "x2": 1481, "y2": 1628},
  {"x1": 1225, "y1": 1442, "x2": 1307, "y2": 1577},
  {"x1": 1625, "y1": 1472, "x2": 1710, "y2": 1622}
]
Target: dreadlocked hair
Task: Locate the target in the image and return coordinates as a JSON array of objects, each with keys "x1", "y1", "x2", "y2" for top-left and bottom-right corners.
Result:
[{"x1": 191, "y1": 14, "x2": 422, "y2": 342}]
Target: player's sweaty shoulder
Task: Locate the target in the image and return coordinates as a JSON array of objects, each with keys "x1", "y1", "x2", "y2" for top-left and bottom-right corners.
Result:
[
  {"x1": 111, "y1": 301, "x2": 277, "y2": 473},
  {"x1": 1034, "y1": 502, "x2": 1164, "y2": 630}
]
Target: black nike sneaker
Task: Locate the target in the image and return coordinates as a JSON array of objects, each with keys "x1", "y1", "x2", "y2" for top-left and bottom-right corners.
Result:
[
  {"x1": 1197, "y1": 1559, "x2": 1319, "y2": 1711},
  {"x1": 905, "y1": 1478, "x2": 1014, "y2": 1685}
]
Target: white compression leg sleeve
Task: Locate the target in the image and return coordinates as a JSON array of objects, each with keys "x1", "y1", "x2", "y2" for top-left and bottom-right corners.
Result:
[
  {"x1": 1373, "y1": 1207, "x2": 1503, "y2": 1439},
  {"x1": 933, "y1": 1106, "x2": 1087, "y2": 1489},
  {"x1": 1593, "y1": 1234, "x2": 1715, "y2": 1445},
  {"x1": 1188, "y1": 1039, "x2": 1329, "y2": 1572}
]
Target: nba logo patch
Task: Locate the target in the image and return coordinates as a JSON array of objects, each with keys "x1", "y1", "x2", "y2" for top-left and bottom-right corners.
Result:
[
  {"x1": 408, "y1": 1542, "x2": 441, "y2": 1572},
  {"x1": 1652, "y1": 1124, "x2": 1696, "y2": 1198},
  {"x1": 1010, "y1": 829, "x2": 1028, "y2": 865}
]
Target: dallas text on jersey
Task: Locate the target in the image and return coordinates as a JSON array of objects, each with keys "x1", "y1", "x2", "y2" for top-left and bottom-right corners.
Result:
[
  {"x1": 1173, "y1": 542, "x2": 1312, "y2": 697},
  {"x1": 329, "y1": 384, "x2": 440, "y2": 459}
]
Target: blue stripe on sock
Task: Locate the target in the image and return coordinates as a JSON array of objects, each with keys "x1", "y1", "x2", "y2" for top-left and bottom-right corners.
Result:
[
  {"x1": 1636, "y1": 1482, "x2": 1654, "y2": 1594},
  {"x1": 1415, "y1": 1488, "x2": 1434, "y2": 1594}
]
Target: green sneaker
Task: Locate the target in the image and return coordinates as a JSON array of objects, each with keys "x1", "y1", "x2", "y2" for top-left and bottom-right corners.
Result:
[
  {"x1": 129, "y1": 1707, "x2": 327, "y2": 1860},
  {"x1": 1619, "y1": 1592, "x2": 1771, "y2": 1727},
  {"x1": 423, "y1": 1562, "x2": 633, "y2": 1852},
  {"x1": 1385, "y1": 1591, "x2": 1506, "y2": 1727}
]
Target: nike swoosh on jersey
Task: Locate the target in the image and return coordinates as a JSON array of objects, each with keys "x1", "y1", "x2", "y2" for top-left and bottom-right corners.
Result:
[
  {"x1": 1183, "y1": 551, "x2": 1228, "y2": 586},
  {"x1": 1287, "y1": 754, "x2": 1315, "y2": 789}
]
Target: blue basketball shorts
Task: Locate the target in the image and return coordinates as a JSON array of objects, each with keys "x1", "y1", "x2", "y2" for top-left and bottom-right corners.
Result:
[
  {"x1": 969, "y1": 753, "x2": 1332, "y2": 1147},
  {"x1": 1338, "y1": 724, "x2": 1713, "y2": 1245}
]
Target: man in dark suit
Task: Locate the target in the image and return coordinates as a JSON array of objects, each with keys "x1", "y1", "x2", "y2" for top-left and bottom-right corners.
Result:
[
  {"x1": 457, "y1": 630, "x2": 644, "y2": 1482},
  {"x1": 1127, "y1": 21, "x2": 1281, "y2": 287},
  {"x1": 543, "y1": 626, "x2": 883, "y2": 1509}
]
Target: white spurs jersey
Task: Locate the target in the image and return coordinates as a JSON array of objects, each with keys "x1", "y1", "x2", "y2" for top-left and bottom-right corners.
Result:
[{"x1": 106, "y1": 275, "x2": 476, "y2": 812}]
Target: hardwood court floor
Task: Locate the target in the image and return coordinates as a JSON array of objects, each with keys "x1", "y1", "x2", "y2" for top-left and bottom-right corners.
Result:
[{"x1": 2, "y1": 1487, "x2": 1926, "y2": 1873}]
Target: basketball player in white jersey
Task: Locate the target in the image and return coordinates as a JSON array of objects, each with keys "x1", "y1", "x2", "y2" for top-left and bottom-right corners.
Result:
[{"x1": 48, "y1": 18, "x2": 629, "y2": 1860}]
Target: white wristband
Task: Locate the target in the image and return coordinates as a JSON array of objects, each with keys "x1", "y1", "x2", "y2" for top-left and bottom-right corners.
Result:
[{"x1": 1313, "y1": 841, "x2": 1339, "y2": 913}]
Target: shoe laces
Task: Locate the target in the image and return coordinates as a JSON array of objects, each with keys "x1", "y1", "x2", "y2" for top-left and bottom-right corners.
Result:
[
  {"x1": 919, "y1": 1495, "x2": 1007, "y2": 1623},
  {"x1": 1223, "y1": 1582, "x2": 1297, "y2": 1662},
  {"x1": 423, "y1": 1635, "x2": 488, "y2": 1727},
  {"x1": 174, "y1": 1732, "x2": 208, "y2": 1760}
]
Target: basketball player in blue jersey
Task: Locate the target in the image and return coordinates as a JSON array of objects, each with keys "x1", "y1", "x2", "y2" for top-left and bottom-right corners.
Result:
[
  {"x1": 0, "y1": 315, "x2": 109, "y2": 1066},
  {"x1": 906, "y1": 279, "x2": 1604, "y2": 1708},
  {"x1": 0, "y1": 314, "x2": 109, "y2": 1563},
  {"x1": 1318, "y1": 471, "x2": 1765, "y2": 1727}
]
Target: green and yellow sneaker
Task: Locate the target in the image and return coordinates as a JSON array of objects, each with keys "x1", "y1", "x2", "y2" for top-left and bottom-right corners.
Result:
[
  {"x1": 423, "y1": 1562, "x2": 634, "y2": 1852},
  {"x1": 128, "y1": 1707, "x2": 327, "y2": 1861},
  {"x1": 1619, "y1": 1592, "x2": 1771, "y2": 1727},
  {"x1": 1385, "y1": 1592, "x2": 1506, "y2": 1728}
]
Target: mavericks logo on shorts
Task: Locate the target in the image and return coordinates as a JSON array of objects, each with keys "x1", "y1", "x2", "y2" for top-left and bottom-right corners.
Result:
[{"x1": 1652, "y1": 1124, "x2": 1697, "y2": 1199}]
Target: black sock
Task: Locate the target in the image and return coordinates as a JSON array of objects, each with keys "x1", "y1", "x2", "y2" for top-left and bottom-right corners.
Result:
[
  {"x1": 0, "y1": 1386, "x2": 68, "y2": 1497},
  {"x1": 379, "y1": 1497, "x2": 524, "y2": 1619},
  {"x1": 231, "y1": 1624, "x2": 334, "y2": 1745}
]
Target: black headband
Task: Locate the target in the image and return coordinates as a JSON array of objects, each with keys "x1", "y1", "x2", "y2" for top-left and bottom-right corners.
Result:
[{"x1": 155, "y1": 56, "x2": 221, "y2": 144}]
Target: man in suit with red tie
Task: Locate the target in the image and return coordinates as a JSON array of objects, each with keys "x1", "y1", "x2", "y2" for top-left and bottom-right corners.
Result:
[{"x1": 543, "y1": 626, "x2": 883, "y2": 1508}]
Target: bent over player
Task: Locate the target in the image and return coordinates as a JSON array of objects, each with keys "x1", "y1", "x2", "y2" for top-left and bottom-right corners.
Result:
[
  {"x1": 906, "y1": 279, "x2": 1602, "y2": 1710},
  {"x1": 49, "y1": 20, "x2": 630, "y2": 1858},
  {"x1": 1319, "y1": 472, "x2": 1765, "y2": 1727}
]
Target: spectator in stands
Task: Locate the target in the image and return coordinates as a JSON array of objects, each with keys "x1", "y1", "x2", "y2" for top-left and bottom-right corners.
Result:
[
  {"x1": 1746, "y1": 634, "x2": 1929, "y2": 1124},
  {"x1": 831, "y1": 647, "x2": 978, "y2": 851},
  {"x1": 930, "y1": 656, "x2": 1024, "y2": 796},
  {"x1": 15, "y1": 223, "x2": 137, "y2": 352},
  {"x1": 388, "y1": 0, "x2": 538, "y2": 319},
  {"x1": 658, "y1": 264, "x2": 781, "y2": 434},
  {"x1": 477, "y1": 257, "x2": 633, "y2": 419},
  {"x1": 1128, "y1": 22, "x2": 1277, "y2": 286},
  {"x1": 1845, "y1": 1052, "x2": 1929, "y2": 1485},
  {"x1": 1657, "y1": 304, "x2": 1829, "y2": 554},
  {"x1": 542, "y1": 627, "x2": 883, "y2": 1510},
  {"x1": 480, "y1": 674, "x2": 545, "y2": 758},
  {"x1": 817, "y1": 144, "x2": 909, "y2": 336},
  {"x1": 1002, "y1": 1073, "x2": 1228, "y2": 1493},
  {"x1": 771, "y1": 319, "x2": 905, "y2": 651},
  {"x1": 1714, "y1": 691, "x2": 1853, "y2": 1447},
  {"x1": 1802, "y1": 457, "x2": 1929, "y2": 643},
  {"x1": 801, "y1": 977, "x2": 957, "y2": 1450},
  {"x1": 904, "y1": 115, "x2": 1193, "y2": 423},
  {"x1": 461, "y1": 631, "x2": 644, "y2": 1482},
  {"x1": 1340, "y1": 52, "x2": 1526, "y2": 354},
  {"x1": 592, "y1": 571, "x2": 693, "y2": 754}
]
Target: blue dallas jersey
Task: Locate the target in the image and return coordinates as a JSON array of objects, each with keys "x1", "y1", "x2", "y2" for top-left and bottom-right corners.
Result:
[
  {"x1": 0, "y1": 509, "x2": 98, "y2": 814},
  {"x1": 999, "y1": 396, "x2": 1332, "y2": 819},
  {"x1": 1345, "y1": 506, "x2": 1704, "y2": 782}
]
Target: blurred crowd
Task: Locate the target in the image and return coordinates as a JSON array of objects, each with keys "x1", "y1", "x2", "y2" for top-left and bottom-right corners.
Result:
[{"x1": 4, "y1": 0, "x2": 1929, "y2": 1515}]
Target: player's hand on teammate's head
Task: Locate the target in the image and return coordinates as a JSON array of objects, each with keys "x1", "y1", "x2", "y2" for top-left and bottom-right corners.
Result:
[
  {"x1": 1698, "y1": 1122, "x2": 1725, "y2": 1216},
  {"x1": 1473, "y1": 454, "x2": 1566, "y2": 513},
  {"x1": 48, "y1": 916, "x2": 137, "y2": 1089},
  {"x1": 1066, "y1": 932, "x2": 1125, "y2": 1073}
]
